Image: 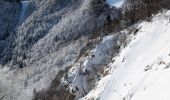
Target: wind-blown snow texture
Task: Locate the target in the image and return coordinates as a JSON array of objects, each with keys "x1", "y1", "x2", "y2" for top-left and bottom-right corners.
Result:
[{"x1": 82, "y1": 10, "x2": 170, "y2": 100}]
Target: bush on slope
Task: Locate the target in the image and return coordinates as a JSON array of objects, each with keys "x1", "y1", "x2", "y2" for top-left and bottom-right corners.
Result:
[{"x1": 122, "y1": 0, "x2": 170, "y2": 25}]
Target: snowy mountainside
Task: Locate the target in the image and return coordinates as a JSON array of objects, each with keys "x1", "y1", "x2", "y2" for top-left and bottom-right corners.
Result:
[
  {"x1": 1, "y1": 0, "x2": 170, "y2": 100},
  {"x1": 0, "y1": 0, "x2": 121, "y2": 100},
  {"x1": 62, "y1": 30, "x2": 130, "y2": 99},
  {"x1": 82, "y1": 10, "x2": 170, "y2": 100}
]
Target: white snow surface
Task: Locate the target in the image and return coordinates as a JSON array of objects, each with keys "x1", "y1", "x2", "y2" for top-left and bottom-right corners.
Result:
[
  {"x1": 19, "y1": 1, "x2": 30, "y2": 23},
  {"x1": 106, "y1": 0, "x2": 124, "y2": 8},
  {"x1": 82, "y1": 10, "x2": 170, "y2": 100}
]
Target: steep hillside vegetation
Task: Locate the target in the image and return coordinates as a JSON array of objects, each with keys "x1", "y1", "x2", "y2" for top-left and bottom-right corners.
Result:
[
  {"x1": 122, "y1": 0, "x2": 170, "y2": 24},
  {"x1": 0, "y1": 0, "x2": 119, "y2": 100}
]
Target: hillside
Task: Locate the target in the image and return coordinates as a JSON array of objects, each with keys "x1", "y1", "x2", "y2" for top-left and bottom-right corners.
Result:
[
  {"x1": 0, "y1": 0, "x2": 118, "y2": 100},
  {"x1": 82, "y1": 10, "x2": 170, "y2": 100},
  {"x1": 0, "y1": 0, "x2": 170, "y2": 100}
]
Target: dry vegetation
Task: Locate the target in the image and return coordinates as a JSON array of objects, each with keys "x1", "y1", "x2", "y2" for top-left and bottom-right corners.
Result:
[{"x1": 122, "y1": 0, "x2": 170, "y2": 25}]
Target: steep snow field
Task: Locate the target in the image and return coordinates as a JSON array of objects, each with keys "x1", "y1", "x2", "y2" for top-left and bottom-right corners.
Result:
[
  {"x1": 82, "y1": 10, "x2": 170, "y2": 100},
  {"x1": 107, "y1": 0, "x2": 124, "y2": 7}
]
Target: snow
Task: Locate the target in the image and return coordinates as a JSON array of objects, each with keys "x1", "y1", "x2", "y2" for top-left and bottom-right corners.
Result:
[
  {"x1": 63, "y1": 34, "x2": 120, "y2": 99},
  {"x1": 62, "y1": 28, "x2": 130, "y2": 99},
  {"x1": 1, "y1": 0, "x2": 170, "y2": 100},
  {"x1": 82, "y1": 10, "x2": 170, "y2": 100},
  {"x1": 19, "y1": 1, "x2": 30, "y2": 23},
  {"x1": 106, "y1": 0, "x2": 124, "y2": 8}
]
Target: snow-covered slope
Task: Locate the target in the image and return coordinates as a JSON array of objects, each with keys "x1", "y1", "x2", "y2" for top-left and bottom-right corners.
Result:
[
  {"x1": 61, "y1": 30, "x2": 129, "y2": 99},
  {"x1": 2, "y1": 0, "x2": 170, "y2": 100},
  {"x1": 82, "y1": 10, "x2": 170, "y2": 100}
]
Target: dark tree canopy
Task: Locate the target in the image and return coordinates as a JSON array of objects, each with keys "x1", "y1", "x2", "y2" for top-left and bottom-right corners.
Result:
[{"x1": 122, "y1": 0, "x2": 170, "y2": 25}]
